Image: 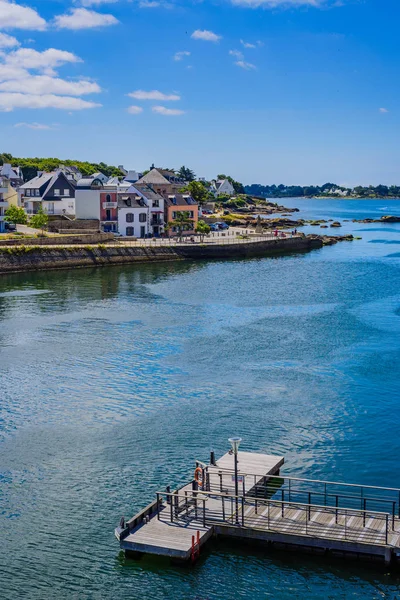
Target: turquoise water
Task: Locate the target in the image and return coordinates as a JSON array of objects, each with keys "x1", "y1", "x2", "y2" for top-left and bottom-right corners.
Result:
[{"x1": 1, "y1": 199, "x2": 400, "y2": 599}]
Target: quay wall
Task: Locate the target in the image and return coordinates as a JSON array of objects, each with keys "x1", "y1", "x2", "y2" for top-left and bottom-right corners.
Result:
[
  {"x1": 0, "y1": 236, "x2": 322, "y2": 275},
  {"x1": 0, "y1": 233, "x2": 114, "y2": 247}
]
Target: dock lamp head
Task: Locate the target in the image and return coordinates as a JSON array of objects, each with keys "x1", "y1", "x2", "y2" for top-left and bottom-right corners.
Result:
[{"x1": 229, "y1": 437, "x2": 242, "y2": 455}]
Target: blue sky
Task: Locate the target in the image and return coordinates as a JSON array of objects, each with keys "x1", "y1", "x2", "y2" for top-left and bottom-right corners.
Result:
[{"x1": 0, "y1": 0, "x2": 399, "y2": 185}]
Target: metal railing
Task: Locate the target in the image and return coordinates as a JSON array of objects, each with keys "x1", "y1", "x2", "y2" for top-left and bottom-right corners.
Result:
[
  {"x1": 156, "y1": 490, "x2": 394, "y2": 547},
  {"x1": 204, "y1": 468, "x2": 400, "y2": 521}
]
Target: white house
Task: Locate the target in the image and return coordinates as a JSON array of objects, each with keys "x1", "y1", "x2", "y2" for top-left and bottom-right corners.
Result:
[
  {"x1": 211, "y1": 179, "x2": 235, "y2": 197},
  {"x1": 118, "y1": 184, "x2": 165, "y2": 238},
  {"x1": 19, "y1": 171, "x2": 76, "y2": 216},
  {"x1": 0, "y1": 163, "x2": 23, "y2": 186}
]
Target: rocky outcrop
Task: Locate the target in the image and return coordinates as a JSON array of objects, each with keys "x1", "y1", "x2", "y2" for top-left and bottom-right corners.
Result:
[
  {"x1": 330, "y1": 222, "x2": 342, "y2": 228},
  {"x1": 353, "y1": 215, "x2": 400, "y2": 224},
  {"x1": 307, "y1": 234, "x2": 355, "y2": 246}
]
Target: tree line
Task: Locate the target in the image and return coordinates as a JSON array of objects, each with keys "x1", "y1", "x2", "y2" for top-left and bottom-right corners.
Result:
[
  {"x1": 245, "y1": 183, "x2": 400, "y2": 198},
  {"x1": 0, "y1": 153, "x2": 124, "y2": 182}
]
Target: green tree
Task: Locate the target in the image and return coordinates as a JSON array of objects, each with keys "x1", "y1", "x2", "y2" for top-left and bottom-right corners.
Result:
[
  {"x1": 170, "y1": 211, "x2": 193, "y2": 241},
  {"x1": 30, "y1": 207, "x2": 48, "y2": 235},
  {"x1": 5, "y1": 205, "x2": 28, "y2": 225},
  {"x1": 177, "y1": 166, "x2": 196, "y2": 182},
  {"x1": 184, "y1": 181, "x2": 209, "y2": 206},
  {"x1": 195, "y1": 220, "x2": 211, "y2": 241}
]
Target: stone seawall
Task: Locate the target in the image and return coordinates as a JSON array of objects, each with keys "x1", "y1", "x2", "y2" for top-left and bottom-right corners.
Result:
[
  {"x1": 0, "y1": 233, "x2": 114, "y2": 247},
  {"x1": 0, "y1": 236, "x2": 322, "y2": 275}
]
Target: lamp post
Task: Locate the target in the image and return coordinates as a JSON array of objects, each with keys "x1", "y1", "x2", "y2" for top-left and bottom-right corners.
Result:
[{"x1": 229, "y1": 436, "x2": 242, "y2": 525}]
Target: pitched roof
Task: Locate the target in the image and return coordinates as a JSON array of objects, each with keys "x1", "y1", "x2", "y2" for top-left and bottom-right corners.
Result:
[
  {"x1": 165, "y1": 194, "x2": 197, "y2": 208},
  {"x1": 76, "y1": 177, "x2": 104, "y2": 188},
  {"x1": 136, "y1": 168, "x2": 170, "y2": 186},
  {"x1": 131, "y1": 183, "x2": 164, "y2": 203},
  {"x1": 117, "y1": 193, "x2": 146, "y2": 209},
  {"x1": 20, "y1": 172, "x2": 54, "y2": 190}
]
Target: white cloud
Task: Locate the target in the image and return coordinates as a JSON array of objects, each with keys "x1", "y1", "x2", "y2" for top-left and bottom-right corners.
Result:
[
  {"x1": 127, "y1": 105, "x2": 143, "y2": 114},
  {"x1": 235, "y1": 60, "x2": 256, "y2": 70},
  {"x1": 0, "y1": 92, "x2": 101, "y2": 111},
  {"x1": 152, "y1": 105, "x2": 185, "y2": 116},
  {"x1": 54, "y1": 8, "x2": 119, "y2": 30},
  {"x1": 14, "y1": 122, "x2": 54, "y2": 130},
  {"x1": 174, "y1": 50, "x2": 190, "y2": 61},
  {"x1": 78, "y1": 0, "x2": 118, "y2": 5},
  {"x1": 379, "y1": 108, "x2": 388, "y2": 113},
  {"x1": 128, "y1": 89, "x2": 180, "y2": 101},
  {"x1": 229, "y1": 49, "x2": 244, "y2": 60},
  {"x1": 191, "y1": 29, "x2": 221, "y2": 42},
  {"x1": 0, "y1": 75, "x2": 101, "y2": 96},
  {"x1": 0, "y1": 0, "x2": 46, "y2": 31},
  {"x1": 0, "y1": 64, "x2": 28, "y2": 81},
  {"x1": 231, "y1": 0, "x2": 323, "y2": 6},
  {"x1": 240, "y1": 40, "x2": 256, "y2": 48},
  {"x1": 4, "y1": 48, "x2": 82, "y2": 76},
  {"x1": 0, "y1": 33, "x2": 19, "y2": 48}
]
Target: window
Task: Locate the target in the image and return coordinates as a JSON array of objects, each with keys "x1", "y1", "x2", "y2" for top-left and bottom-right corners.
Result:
[
  {"x1": 153, "y1": 200, "x2": 159, "y2": 207},
  {"x1": 139, "y1": 213, "x2": 146, "y2": 223},
  {"x1": 54, "y1": 189, "x2": 60, "y2": 196},
  {"x1": 126, "y1": 213, "x2": 134, "y2": 223},
  {"x1": 106, "y1": 194, "x2": 111, "y2": 202},
  {"x1": 126, "y1": 227, "x2": 134, "y2": 236},
  {"x1": 172, "y1": 211, "x2": 176, "y2": 219},
  {"x1": 126, "y1": 199, "x2": 132, "y2": 207},
  {"x1": 64, "y1": 189, "x2": 70, "y2": 197},
  {"x1": 26, "y1": 189, "x2": 31, "y2": 196},
  {"x1": 190, "y1": 211, "x2": 194, "y2": 218},
  {"x1": 35, "y1": 189, "x2": 40, "y2": 196}
]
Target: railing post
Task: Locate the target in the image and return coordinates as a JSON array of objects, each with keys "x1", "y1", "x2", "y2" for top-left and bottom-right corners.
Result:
[
  {"x1": 393, "y1": 502, "x2": 396, "y2": 531},
  {"x1": 219, "y1": 472, "x2": 222, "y2": 493},
  {"x1": 363, "y1": 499, "x2": 366, "y2": 527},
  {"x1": 203, "y1": 499, "x2": 206, "y2": 528},
  {"x1": 308, "y1": 492, "x2": 311, "y2": 521},
  {"x1": 170, "y1": 494, "x2": 173, "y2": 523},
  {"x1": 185, "y1": 491, "x2": 188, "y2": 517},
  {"x1": 157, "y1": 493, "x2": 160, "y2": 520},
  {"x1": 324, "y1": 482, "x2": 327, "y2": 506},
  {"x1": 335, "y1": 495, "x2": 339, "y2": 524},
  {"x1": 386, "y1": 514, "x2": 389, "y2": 545},
  {"x1": 344, "y1": 510, "x2": 347, "y2": 540},
  {"x1": 222, "y1": 496, "x2": 225, "y2": 521},
  {"x1": 289, "y1": 478, "x2": 291, "y2": 502},
  {"x1": 255, "y1": 499, "x2": 258, "y2": 515},
  {"x1": 268, "y1": 500, "x2": 270, "y2": 529},
  {"x1": 242, "y1": 476, "x2": 245, "y2": 497},
  {"x1": 242, "y1": 497, "x2": 245, "y2": 527}
]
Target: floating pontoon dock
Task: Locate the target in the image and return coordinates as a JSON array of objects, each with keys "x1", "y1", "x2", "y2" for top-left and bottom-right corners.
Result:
[{"x1": 115, "y1": 448, "x2": 400, "y2": 566}]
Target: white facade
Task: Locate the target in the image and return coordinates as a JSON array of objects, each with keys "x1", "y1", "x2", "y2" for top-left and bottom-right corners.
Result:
[
  {"x1": 24, "y1": 197, "x2": 75, "y2": 216},
  {"x1": 118, "y1": 206, "x2": 149, "y2": 238},
  {"x1": 212, "y1": 179, "x2": 235, "y2": 197},
  {"x1": 75, "y1": 189, "x2": 101, "y2": 220}
]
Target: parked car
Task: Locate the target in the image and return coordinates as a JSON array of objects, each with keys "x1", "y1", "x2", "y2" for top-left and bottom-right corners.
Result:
[
  {"x1": 210, "y1": 223, "x2": 220, "y2": 231},
  {"x1": 218, "y1": 222, "x2": 230, "y2": 230},
  {"x1": 5, "y1": 222, "x2": 16, "y2": 232}
]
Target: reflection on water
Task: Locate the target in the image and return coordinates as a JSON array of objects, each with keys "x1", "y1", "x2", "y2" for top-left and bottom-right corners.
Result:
[{"x1": 1, "y1": 200, "x2": 400, "y2": 599}]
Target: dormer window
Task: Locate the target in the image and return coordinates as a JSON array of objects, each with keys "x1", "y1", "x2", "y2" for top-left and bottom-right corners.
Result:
[{"x1": 126, "y1": 199, "x2": 131, "y2": 207}]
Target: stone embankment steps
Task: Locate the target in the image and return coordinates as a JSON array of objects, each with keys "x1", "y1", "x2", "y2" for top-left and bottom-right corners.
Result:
[{"x1": 0, "y1": 236, "x2": 323, "y2": 275}]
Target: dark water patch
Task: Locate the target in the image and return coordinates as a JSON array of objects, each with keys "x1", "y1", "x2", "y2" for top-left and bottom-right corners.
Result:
[{"x1": 369, "y1": 239, "x2": 400, "y2": 244}]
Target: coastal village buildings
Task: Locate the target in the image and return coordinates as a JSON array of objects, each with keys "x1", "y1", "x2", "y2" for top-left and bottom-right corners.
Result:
[
  {"x1": 135, "y1": 168, "x2": 185, "y2": 196},
  {"x1": 165, "y1": 193, "x2": 199, "y2": 235},
  {"x1": 0, "y1": 163, "x2": 23, "y2": 187},
  {"x1": 118, "y1": 184, "x2": 165, "y2": 238},
  {"x1": 0, "y1": 177, "x2": 9, "y2": 233},
  {"x1": 19, "y1": 171, "x2": 76, "y2": 216},
  {"x1": 211, "y1": 178, "x2": 235, "y2": 197}
]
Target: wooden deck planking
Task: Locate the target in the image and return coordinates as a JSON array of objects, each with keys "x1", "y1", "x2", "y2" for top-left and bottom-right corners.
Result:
[{"x1": 118, "y1": 450, "x2": 400, "y2": 562}]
